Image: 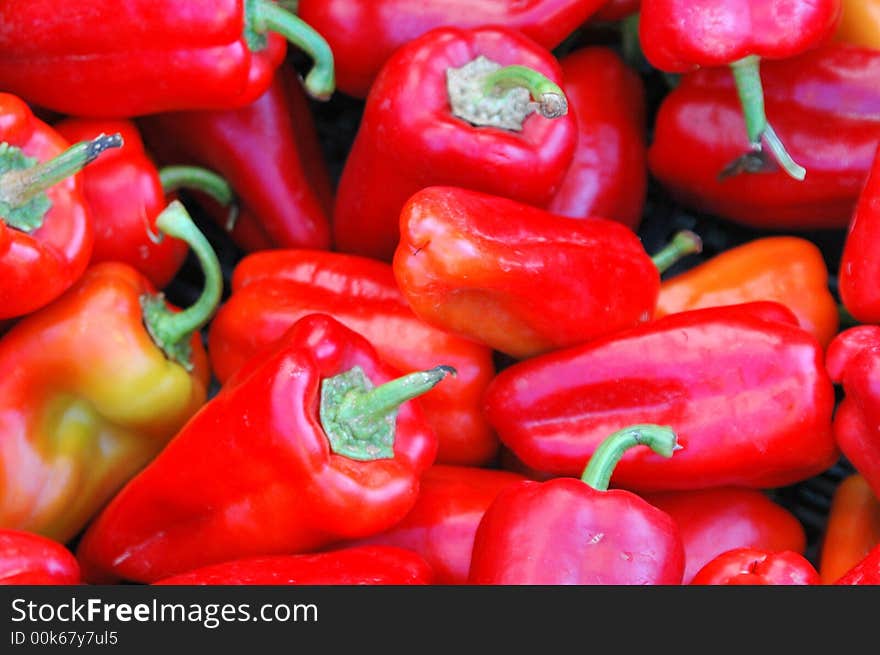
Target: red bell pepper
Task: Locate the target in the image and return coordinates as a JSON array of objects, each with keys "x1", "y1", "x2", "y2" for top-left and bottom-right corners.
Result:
[
  {"x1": 484, "y1": 302, "x2": 837, "y2": 490},
  {"x1": 641, "y1": 1, "x2": 841, "y2": 71},
  {"x1": 0, "y1": 1, "x2": 334, "y2": 117},
  {"x1": 655, "y1": 236, "x2": 839, "y2": 348},
  {"x1": 212, "y1": 209, "x2": 275, "y2": 254},
  {"x1": 826, "y1": 326, "x2": 880, "y2": 499},
  {"x1": 498, "y1": 446, "x2": 560, "y2": 482},
  {"x1": 649, "y1": 44, "x2": 880, "y2": 229},
  {"x1": 55, "y1": 119, "x2": 234, "y2": 290},
  {"x1": 0, "y1": 201, "x2": 217, "y2": 543},
  {"x1": 208, "y1": 249, "x2": 497, "y2": 466},
  {"x1": 840, "y1": 146, "x2": 880, "y2": 323},
  {"x1": 645, "y1": 488, "x2": 807, "y2": 584},
  {"x1": 832, "y1": 403, "x2": 880, "y2": 505},
  {"x1": 0, "y1": 529, "x2": 80, "y2": 585},
  {"x1": 393, "y1": 187, "x2": 700, "y2": 359},
  {"x1": 640, "y1": 0, "x2": 841, "y2": 180},
  {"x1": 595, "y1": 0, "x2": 641, "y2": 21},
  {"x1": 77, "y1": 314, "x2": 451, "y2": 583},
  {"x1": 689, "y1": 548, "x2": 820, "y2": 585},
  {"x1": 139, "y1": 65, "x2": 332, "y2": 252},
  {"x1": 298, "y1": 0, "x2": 608, "y2": 98},
  {"x1": 154, "y1": 546, "x2": 433, "y2": 585},
  {"x1": 469, "y1": 425, "x2": 685, "y2": 585},
  {"x1": 333, "y1": 26, "x2": 576, "y2": 262},
  {"x1": 836, "y1": 543, "x2": 880, "y2": 584},
  {"x1": 341, "y1": 465, "x2": 526, "y2": 584},
  {"x1": 546, "y1": 47, "x2": 647, "y2": 230},
  {"x1": 0, "y1": 94, "x2": 122, "y2": 319},
  {"x1": 819, "y1": 474, "x2": 880, "y2": 584}
]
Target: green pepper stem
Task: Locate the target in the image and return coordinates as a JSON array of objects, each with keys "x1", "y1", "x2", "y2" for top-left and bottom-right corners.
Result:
[
  {"x1": 320, "y1": 365, "x2": 456, "y2": 461},
  {"x1": 729, "y1": 56, "x2": 805, "y2": 181},
  {"x1": 159, "y1": 165, "x2": 239, "y2": 232},
  {"x1": 763, "y1": 124, "x2": 806, "y2": 181},
  {"x1": 651, "y1": 230, "x2": 703, "y2": 274},
  {"x1": 159, "y1": 166, "x2": 234, "y2": 207},
  {"x1": 580, "y1": 425, "x2": 680, "y2": 492},
  {"x1": 481, "y1": 65, "x2": 568, "y2": 119},
  {"x1": 730, "y1": 56, "x2": 767, "y2": 145},
  {"x1": 141, "y1": 201, "x2": 222, "y2": 366},
  {"x1": 252, "y1": 0, "x2": 335, "y2": 100},
  {"x1": 336, "y1": 365, "x2": 456, "y2": 427},
  {"x1": 0, "y1": 133, "x2": 122, "y2": 208}
]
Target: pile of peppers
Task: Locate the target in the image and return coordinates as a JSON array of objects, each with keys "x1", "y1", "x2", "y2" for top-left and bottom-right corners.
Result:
[{"x1": 4, "y1": 0, "x2": 880, "y2": 588}]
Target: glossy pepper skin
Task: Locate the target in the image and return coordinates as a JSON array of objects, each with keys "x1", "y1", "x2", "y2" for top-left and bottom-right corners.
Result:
[
  {"x1": 393, "y1": 187, "x2": 663, "y2": 359},
  {"x1": 835, "y1": 0, "x2": 880, "y2": 50},
  {"x1": 469, "y1": 426, "x2": 685, "y2": 585},
  {"x1": 54, "y1": 119, "x2": 231, "y2": 290},
  {"x1": 139, "y1": 66, "x2": 332, "y2": 252},
  {"x1": 836, "y1": 543, "x2": 880, "y2": 584},
  {"x1": 839, "y1": 147, "x2": 880, "y2": 323},
  {"x1": 595, "y1": 0, "x2": 641, "y2": 21},
  {"x1": 645, "y1": 488, "x2": 807, "y2": 584},
  {"x1": 0, "y1": 0, "x2": 335, "y2": 117},
  {"x1": 547, "y1": 47, "x2": 647, "y2": 230},
  {"x1": 819, "y1": 474, "x2": 880, "y2": 584},
  {"x1": 333, "y1": 27, "x2": 576, "y2": 262},
  {"x1": 641, "y1": 0, "x2": 841, "y2": 181},
  {"x1": 298, "y1": 0, "x2": 608, "y2": 98},
  {"x1": 0, "y1": 204, "x2": 216, "y2": 543},
  {"x1": 649, "y1": 45, "x2": 880, "y2": 229},
  {"x1": 208, "y1": 249, "x2": 498, "y2": 466},
  {"x1": 0, "y1": 529, "x2": 80, "y2": 585},
  {"x1": 656, "y1": 237, "x2": 839, "y2": 347},
  {"x1": 485, "y1": 302, "x2": 837, "y2": 490},
  {"x1": 690, "y1": 548, "x2": 820, "y2": 585},
  {"x1": 0, "y1": 94, "x2": 99, "y2": 319},
  {"x1": 640, "y1": 1, "x2": 840, "y2": 72},
  {"x1": 826, "y1": 326, "x2": 880, "y2": 499},
  {"x1": 342, "y1": 466, "x2": 526, "y2": 584},
  {"x1": 154, "y1": 546, "x2": 433, "y2": 586},
  {"x1": 77, "y1": 314, "x2": 446, "y2": 583}
]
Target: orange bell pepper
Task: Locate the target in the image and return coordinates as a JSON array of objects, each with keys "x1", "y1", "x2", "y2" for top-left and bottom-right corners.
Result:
[
  {"x1": 835, "y1": 0, "x2": 880, "y2": 49},
  {"x1": 819, "y1": 473, "x2": 880, "y2": 584},
  {"x1": 655, "y1": 237, "x2": 838, "y2": 347}
]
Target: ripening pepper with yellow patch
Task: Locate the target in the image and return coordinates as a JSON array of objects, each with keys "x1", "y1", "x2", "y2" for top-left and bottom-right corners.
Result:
[{"x1": 0, "y1": 200, "x2": 219, "y2": 543}]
